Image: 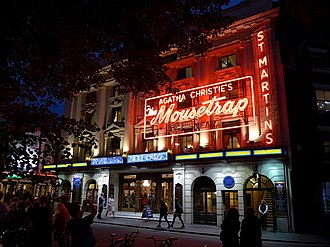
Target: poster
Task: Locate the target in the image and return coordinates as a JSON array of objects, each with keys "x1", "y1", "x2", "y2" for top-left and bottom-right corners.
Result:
[{"x1": 141, "y1": 205, "x2": 153, "y2": 219}]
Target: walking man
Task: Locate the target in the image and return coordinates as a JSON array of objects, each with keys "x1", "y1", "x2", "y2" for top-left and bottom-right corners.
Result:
[
  {"x1": 97, "y1": 193, "x2": 105, "y2": 219},
  {"x1": 170, "y1": 198, "x2": 185, "y2": 228},
  {"x1": 156, "y1": 198, "x2": 171, "y2": 229}
]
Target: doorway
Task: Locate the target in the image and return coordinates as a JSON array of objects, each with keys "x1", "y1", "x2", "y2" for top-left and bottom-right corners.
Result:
[
  {"x1": 244, "y1": 174, "x2": 276, "y2": 230},
  {"x1": 193, "y1": 176, "x2": 217, "y2": 225}
]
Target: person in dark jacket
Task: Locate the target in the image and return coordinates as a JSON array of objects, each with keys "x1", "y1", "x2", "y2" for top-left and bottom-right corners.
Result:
[
  {"x1": 28, "y1": 195, "x2": 54, "y2": 247},
  {"x1": 258, "y1": 200, "x2": 269, "y2": 230},
  {"x1": 220, "y1": 207, "x2": 240, "y2": 247},
  {"x1": 170, "y1": 198, "x2": 185, "y2": 228},
  {"x1": 156, "y1": 198, "x2": 171, "y2": 229},
  {"x1": 240, "y1": 207, "x2": 262, "y2": 247},
  {"x1": 67, "y1": 200, "x2": 97, "y2": 247},
  {"x1": 97, "y1": 193, "x2": 105, "y2": 219}
]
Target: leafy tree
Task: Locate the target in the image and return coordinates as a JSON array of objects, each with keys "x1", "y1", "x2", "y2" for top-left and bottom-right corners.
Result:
[{"x1": 0, "y1": 0, "x2": 234, "y2": 176}]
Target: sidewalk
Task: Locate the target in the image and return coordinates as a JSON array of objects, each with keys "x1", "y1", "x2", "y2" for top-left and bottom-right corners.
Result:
[{"x1": 94, "y1": 211, "x2": 330, "y2": 245}]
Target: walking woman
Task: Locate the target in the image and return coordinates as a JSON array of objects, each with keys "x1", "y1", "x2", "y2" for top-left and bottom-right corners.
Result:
[
  {"x1": 54, "y1": 202, "x2": 71, "y2": 247},
  {"x1": 106, "y1": 194, "x2": 115, "y2": 218}
]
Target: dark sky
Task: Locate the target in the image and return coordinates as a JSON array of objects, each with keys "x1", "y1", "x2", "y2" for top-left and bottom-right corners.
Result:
[{"x1": 51, "y1": 0, "x2": 244, "y2": 117}]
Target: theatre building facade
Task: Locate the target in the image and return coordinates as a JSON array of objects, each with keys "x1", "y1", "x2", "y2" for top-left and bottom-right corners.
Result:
[{"x1": 46, "y1": 2, "x2": 293, "y2": 232}]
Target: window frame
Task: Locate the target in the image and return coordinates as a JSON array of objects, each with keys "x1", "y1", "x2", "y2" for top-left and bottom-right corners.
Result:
[
  {"x1": 316, "y1": 89, "x2": 330, "y2": 112},
  {"x1": 219, "y1": 54, "x2": 237, "y2": 70},
  {"x1": 112, "y1": 106, "x2": 122, "y2": 122},
  {"x1": 177, "y1": 66, "x2": 192, "y2": 80}
]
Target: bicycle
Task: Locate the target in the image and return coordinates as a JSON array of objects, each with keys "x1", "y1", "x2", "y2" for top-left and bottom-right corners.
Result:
[
  {"x1": 109, "y1": 230, "x2": 139, "y2": 247},
  {"x1": 146, "y1": 236, "x2": 178, "y2": 247}
]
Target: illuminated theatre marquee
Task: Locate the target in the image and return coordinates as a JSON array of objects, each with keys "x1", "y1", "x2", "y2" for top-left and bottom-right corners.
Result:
[{"x1": 144, "y1": 76, "x2": 255, "y2": 140}]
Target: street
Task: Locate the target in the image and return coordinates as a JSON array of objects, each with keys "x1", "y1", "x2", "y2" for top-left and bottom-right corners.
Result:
[{"x1": 90, "y1": 223, "x2": 330, "y2": 247}]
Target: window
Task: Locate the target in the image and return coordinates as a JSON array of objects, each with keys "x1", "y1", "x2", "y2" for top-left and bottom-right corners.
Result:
[
  {"x1": 175, "y1": 135, "x2": 193, "y2": 153},
  {"x1": 112, "y1": 107, "x2": 122, "y2": 122},
  {"x1": 84, "y1": 114, "x2": 95, "y2": 125},
  {"x1": 222, "y1": 190, "x2": 238, "y2": 215},
  {"x1": 323, "y1": 141, "x2": 330, "y2": 154},
  {"x1": 178, "y1": 92, "x2": 192, "y2": 109},
  {"x1": 81, "y1": 92, "x2": 96, "y2": 124},
  {"x1": 309, "y1": 47, "x2": 329, "y2": 68},
  {"x1": 223, "y1": 131, "x2": 241, "y2": 149},
  {"x1": 219, "y1": 54, "x2": 237, "y2": 70},
  {"x1": 84, "y1": 144, "x2": 92, "y2": 160},
  {"x1": 110, "y1": 136, "x2": 121, "y2": 155},
  {"x1": 221, "y1": 81, "x2": 239, "y2": 99},
  {"x1": 316, "y1": 90, "x2": 330, "y2": 112},
  {"x1": 142, "y1": 134, "x2": 154, "y2": 152},
  {"x1": 177, "y1": 66, "x2": 192, "y2": 80},
  {"x1": 113, "y1": 85, "x2": 121, "y2": 97},
  {"x1": 222, "y1": 120, "x2": 241, "y2": 149}
]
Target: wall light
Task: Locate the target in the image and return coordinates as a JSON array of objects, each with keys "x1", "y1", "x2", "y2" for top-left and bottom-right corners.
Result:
[{"x1": 142, "y1": 180, "x2": 150, "y2": 187}]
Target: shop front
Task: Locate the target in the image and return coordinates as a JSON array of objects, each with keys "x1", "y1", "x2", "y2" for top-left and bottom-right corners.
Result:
[{"x1": 119, "y1": 172, "x2": 173, "y2": 213}]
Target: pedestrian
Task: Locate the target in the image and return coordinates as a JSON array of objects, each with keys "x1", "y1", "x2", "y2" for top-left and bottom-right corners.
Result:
[
  {"x1": 156, "y1": 198, "x2": 171, "y2": 229},
  {"x1": 240, "y1": 207, "x2": 262, "y2": 247},
  {"x1": 0, "y1": 191, "x2": 9, "y2": 231},
  {"x1": 106, "y1": 194, "x2": 115, "y2": 218},
  {"x1": 170, "y1": 198, "x2": 185, "y2": 228},
  {"x1": 97, "y1": 192, "x2": 105, "y2": 219},
  {"x1": 258, "y1": 200, "x2": 269, "y2": 230},
  {"x1": 54, "y1": 202, "x2": 71, "y2": 247},
  {"x1": 67, "y1": 199, "x2": 97, "y2": 247},
  {"x1": 2, "y1": 201, "x2": 25, "y2": 247},
  {"x1": 220, "y1": 207, "x2": 240, "y2": 247},
  {"x1": 142, "y1": 192, "x2": 149, "y2": 207},
  {"x1": 28, "y1": 195, "x2": 54, "y2": 247}
]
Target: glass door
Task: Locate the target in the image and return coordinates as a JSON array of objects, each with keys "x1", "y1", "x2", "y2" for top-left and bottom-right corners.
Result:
[{"x1": 122, "y1": 181, "x2": 137, "y2": 211}]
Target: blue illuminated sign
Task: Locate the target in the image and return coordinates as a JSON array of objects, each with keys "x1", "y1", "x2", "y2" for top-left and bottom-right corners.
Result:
[
  {"x1": 127, "y1": 152, "x2": 168, "y2": 163},
  {"x1": 91, "y1": 156, "x2": 123, "y2": 166},
  {"x1": 223, "y1": 176, "x2": 235, "y2": 188}
]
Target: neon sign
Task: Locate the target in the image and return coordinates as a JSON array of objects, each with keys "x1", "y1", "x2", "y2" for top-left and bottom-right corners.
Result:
[
  {"x1": 144, "y1": 76, "x2": 255, "y2": 140},
  {"x1": 256, "y1": 30, "x2": 273, "y2": 144}
]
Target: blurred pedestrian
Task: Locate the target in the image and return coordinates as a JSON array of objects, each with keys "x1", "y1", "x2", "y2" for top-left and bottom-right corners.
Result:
[
  {"x1": 240, "y1": 207, "x2": 262, "y2": 247},
  {"x1": 54, "y1": 202, "x2": 71, "y2": 247},
  {"x1": 106, "y1": 194, "x2": 115, "y2": 218},
  {"x1": 0, "y1": 191, "x2": 9, "y2": 231},
  {"x1": 67, "y1": 199, "x2": 97, "y2": 247},
  {"x1": 28, "y1": 195, "x2": 54, "y2": 247},
  {"x1": 258, "y1": 200, "x2": 268, "y2": 230},
  {"x1": 97, "y1": 193, "x2": 105, "y2": 219},
  {"x1": 220, "y1": 208, "x2": 240, "y2": 247},
  {"x1": 142, "y1": 192, "x2": 149, "y2": 207},
  {"x1": 156, "y1": 198, "x2": 171, "y2": 229},
  {"x1": 170, "y1": 198, "x2": 184, "y2": 229}
]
